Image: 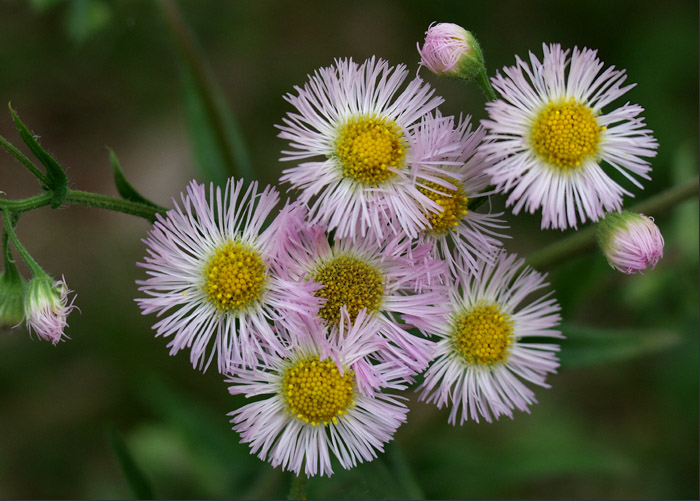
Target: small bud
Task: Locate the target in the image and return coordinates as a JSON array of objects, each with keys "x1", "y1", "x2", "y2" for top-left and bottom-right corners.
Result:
[
  {"x1": 0, "y1": 269, "x2": 26, "y2": 328},
  {"x1": 597, "y1": 212, "x2": 664, "y2": 274},
  {"x1": 418, "y1": 23, "x2": 485, "y2": 80},
  {"x1": 24, "y1": 275, "x2": 77, "y2": 345}
]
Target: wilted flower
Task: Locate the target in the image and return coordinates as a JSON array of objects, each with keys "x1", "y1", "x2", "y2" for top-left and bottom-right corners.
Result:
[
  {"x1": 597, "y1": 211, "x2": 664, "y2": 274},
  {"x1": 24, "y1": 275, "x2": 77, "y2": 345}
]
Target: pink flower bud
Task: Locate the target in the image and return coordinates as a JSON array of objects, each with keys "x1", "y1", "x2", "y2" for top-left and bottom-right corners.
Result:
[
  {"x1": 24, "y1": 275, "x2": 77, "y2": 344},
  {"x1": 418, "y1": 23, "x2": 483, "y2": 79},
  {"x1": 597, "y1": 212, "x2": 664, "y2": 274}
]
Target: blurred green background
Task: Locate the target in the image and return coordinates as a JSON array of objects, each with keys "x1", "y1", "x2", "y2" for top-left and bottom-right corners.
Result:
[{"x1": 0, "y1": 0, "x2": 697, "y2": 499}]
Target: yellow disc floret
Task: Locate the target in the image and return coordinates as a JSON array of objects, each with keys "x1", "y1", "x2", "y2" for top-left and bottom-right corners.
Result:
[
  {"x1": 335, "y1": 114, "x2": 407, "y2": 185},
  {"x1": 453, "y1": 303, "x2": 514, "y2": 365},
  {"x1": 531, "y1": 99, "x2": 604, "y2": 170},
  {"x1": 203, "y1": 240, "x2": 267, "y2": 312},
  {"x1": 282, "y1": 356, "x2": 356, "y2": 426},
  {"x1": 417, "y1": 177, "x2": 469, "y2": 235},
  {"x1": 312, "y1": 255, "x2": 385, "y2": 325}
]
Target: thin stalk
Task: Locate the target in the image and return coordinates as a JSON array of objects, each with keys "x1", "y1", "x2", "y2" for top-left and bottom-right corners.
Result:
[
  {"x1": 526, "y1": 176, "x2": 700, "y2": 271},
  {"x1": 64, "y1": 190, "x2": 166, "y2": 222},
  {"x1": 475, "y1": 68, "x2": 497, "y2": 101},
  {"x1": 288, "y1": 473, "x2": 307, "y2": 501},
  {"x1": 0, "y1": 193, "x2": 52, "y2": 213},
  {"x1": 3, "y1": 211, "x2": 45, "y2": 277},
  {"x1": 0, "y1": 135, "x2": 50, "y2": 186}
]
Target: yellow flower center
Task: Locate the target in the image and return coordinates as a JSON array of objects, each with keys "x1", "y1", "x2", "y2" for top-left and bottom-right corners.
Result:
[
  {"x1": 203, "y1": 240, "x2": 267, "y2": 312},
  {"x1": 335, "y1": 114, "x2": 407, "y2": 185},
  {"x1": 531, "y1": 99, "x2": 604, "y2": 170},
  {"x1": 282, "y1": 356, "x2": 356, "y2": 426},
  {"x1": 312, "y1": 255, "x2": 385, "y2": 325},
  {"x1": 417, "y1": 177, "x2": 469, "y2": 235},
  {"x1": 453, "y1": 303, "x2": 514, "y2": 365}
]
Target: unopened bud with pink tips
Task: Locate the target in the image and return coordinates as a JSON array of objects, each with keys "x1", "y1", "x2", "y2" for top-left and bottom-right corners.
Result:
[
  {"x1": 24, "y1": 275, "x2": 78, "y2": 345},
  {"x1": 418, "y1": 23, "x2": 484, "y2": 80},
  {"x1": 597, "y1": 211, "x2": 664, "y2": 274}
]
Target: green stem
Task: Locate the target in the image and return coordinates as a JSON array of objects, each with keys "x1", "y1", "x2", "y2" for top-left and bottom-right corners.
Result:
[
  {"x1": 475, "y1": 68, "x2": 497, "y2": 101},
  {"x1": 64, "y1": 190, "x2": 166, "y2": 222},
  {"x1": 3, "y1": 211, "x2": 46, "y2": 277},
  {"x1": 288, "y1": 473, "x2": 307, "y2": 501},
  {"x1": 0, "y1": 135, "x2": 50, "y2": 187},
  {"x1": 0, "y1": 190, "x2": 165, "y2": 222},
  {"x1": 526, "y1": 176, "x2": 700, "y2": 271},
  {"x1": 0, "y1": 193, "x2": 52, "y2": 213}
]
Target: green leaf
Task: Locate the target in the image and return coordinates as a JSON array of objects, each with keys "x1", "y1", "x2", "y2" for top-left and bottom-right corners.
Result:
[
  {"x1": 160, "y1": 0, "x2": 253, "y2": 184},
  {"x1": 9, "y1": 105, "x2": 67, "y2": 208},
  {"x1": 107, "y1": 425, "x2": 156, "y2": 500},
  {"x1": 108, "y1": 148, "x2": 160, "y2": 208},
  {"x1": 559, "y1": 324, "x2": 682, "y2": 370}
]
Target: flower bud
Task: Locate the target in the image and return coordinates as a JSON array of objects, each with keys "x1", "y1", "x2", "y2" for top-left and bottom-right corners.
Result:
[
  {"x1": 597, "y1": 212, "x2": 664, "y2": 274},
  {"x1": 417, "y1": 23, "x2": 485, "y2": 80},
  {"x1": 24, "y1": 275, "x2": 77, "y2": 344},
  {"x1": 0, "y1": 269, "x2": 26, "y2": 328}
]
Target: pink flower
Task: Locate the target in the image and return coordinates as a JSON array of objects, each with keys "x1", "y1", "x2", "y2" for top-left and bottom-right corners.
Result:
[
  {"x1": 418, "y1": 23, "x2": 483, "y2": 79},
  {"x1": 24, "y1": 275, "x2": 77, "y2": 345},
  {"x1": 597, "y1": 211, "x2": 664, "y2": 274}
]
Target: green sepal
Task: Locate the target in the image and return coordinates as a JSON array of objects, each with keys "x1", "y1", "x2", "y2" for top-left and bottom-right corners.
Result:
[
  {"x1": 9, "y1": 104, "x2": 68, "y2": 208},
  {"x1": 108, "y1": 148, "x2": 160, "y2": 208},
  {"x1": 0, "y1": 265, "x2": 26, "y2": 328}
]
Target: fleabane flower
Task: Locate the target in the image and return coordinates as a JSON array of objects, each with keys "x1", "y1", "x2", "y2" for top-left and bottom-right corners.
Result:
[
  {"x1": 277, "y1": 212, "x2": 447, "y2": 376},
  {"x1": 480, "y1": 43, "x2": 658, "y2": 230},
  {"x1": 227, "y1": 310, "x2": 408, "y2": 477},
  {"x1": 417, "y1": 22, "x2": 484, "y2": 80},
  {"x1": 278, "y1": 57, "x2": 446, "y2": 240},
  {"x1": 24, "y1": 274, "x2": 77, "y2": 345},
  {"x1": 412, "y1": 112, "x2": 509, "y2": 275},
  {"x1": 597, "y1": 211, "x2": 664, "y2": 274},
  {"x1": 416, "y1": 251, "x2": 562, "y2": 424},
  {"x1": 136, "y1": 178, "x2": 321, "y2": 373}
]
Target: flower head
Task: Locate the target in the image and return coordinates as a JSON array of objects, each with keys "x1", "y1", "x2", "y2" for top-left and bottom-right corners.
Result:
[
  {"x1": 418, "y1": 22, "x2": 484, "y2": 80},
  {"x1": 275, "y1": 210, "x2": 447, "y2": 376},
  {"x1": 597, "y1": 211, "x2": 664, "y2": 274},
  {"x1": 412, "y1": 112, "x2": 508, "y2": 274},
  {"x1": 24, "y1": 275, "x2": 77, "y2": 345},
  {"x1": 480, "y1": 44, "x2": 658, "y2": 230},
  {"x1": 227, "y1": 311, "x2": 408, "y2": 477},
  {"x1": 136, "y1": 178, "x2": 322, "y2": 373},
  {"x1": 416, "y1": 251, "x2": 562, "y2": 424},
  {"x1": 278, "y1": 57, "x2": 445, "y2": 240}
]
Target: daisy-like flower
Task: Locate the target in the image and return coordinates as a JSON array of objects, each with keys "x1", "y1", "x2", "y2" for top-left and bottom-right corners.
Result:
[
  {"x1": 277, "y1": 212, "x2": 446, "y2": 376},
  {"x1": 480, "y1": 43, "x2": 658, "y2": 230},
  {"x1": 24, "y1": 274, "x2": 77, "y2": 345},
  {"x1": 412, "y1": 112, "x2": 508, "y2": 274},
  {"x1": 136, "y1": 178, "x2": 321, "y2": 373},
  {"x1": 597, "y1": 211, "x2": 664, "y2": 274},
  {"x1": 416, "y1": 251, "x2": 562, "y2": 424},
  {"x1": 227, "y1": 310, "x2": 408, "y2": 477},
  {"x1": 278, "y1": 57, "x2": 446, "y2": 240}
]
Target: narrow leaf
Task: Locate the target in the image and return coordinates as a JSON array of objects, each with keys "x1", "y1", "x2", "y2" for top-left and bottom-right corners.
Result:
[
  {"x1": 0, "y1": 134, "x2": 49, "y2": 187},
  {"x1": 108, "y1": 148, "x2": 160, "y2": 208},
  {"x1": 9, "y1": 105, "x2": 67, "y2": 208},
  {"x1": 107, "y1": 425, "x2": 156, "y2": 500},
  {"x1": 160, "y1": 0, "x2": 253, "y2": 184},
  {"x1": 559, "y1": 324, "x2": 681, "y2": 370}
]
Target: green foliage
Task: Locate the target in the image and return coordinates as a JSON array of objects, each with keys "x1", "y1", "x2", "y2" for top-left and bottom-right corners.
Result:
[
  {"x1": 107, "y1": 425, "x2": 156, "y2": 500},
  {"x1": 559, "y1": 324, "x2": 681, "y2": 370},
  {"x1": 108, "y1": 148, "x2": 160, "y2": 208}
]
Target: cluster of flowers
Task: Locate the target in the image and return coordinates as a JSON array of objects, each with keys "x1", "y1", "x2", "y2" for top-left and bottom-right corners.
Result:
[{"x1": 132, "y1": 24, "x2": 662, "y2": 477}]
